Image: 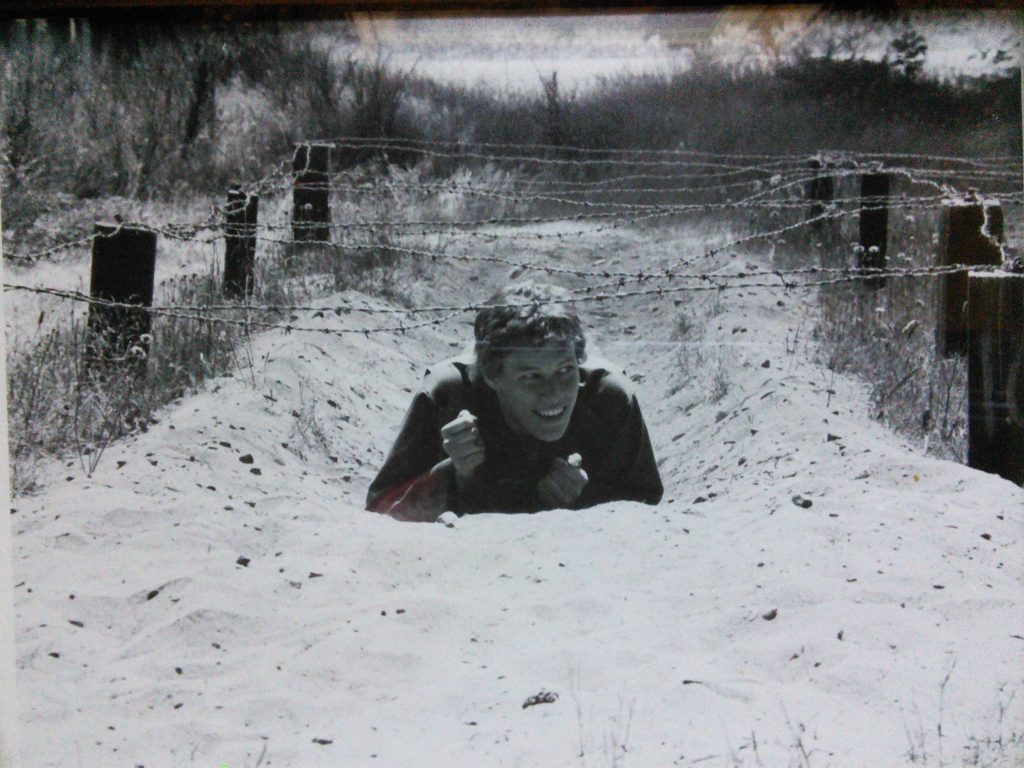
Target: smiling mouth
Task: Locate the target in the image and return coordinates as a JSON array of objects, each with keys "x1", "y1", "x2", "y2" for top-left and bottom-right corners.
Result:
[{"x1": 535, "y1": 405, "x2": 568, "y2": 420}]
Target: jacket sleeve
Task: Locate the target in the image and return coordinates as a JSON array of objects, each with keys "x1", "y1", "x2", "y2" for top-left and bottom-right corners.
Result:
[
  {"x1": 614, "y1": 393, "x2": 663, "y2": 505},
  {"x1": 366, "y1": 391, "x2": 454, "y2": 522},
  {"x1": 580, "y1": 373, "x2": 663, "y2": 507}
]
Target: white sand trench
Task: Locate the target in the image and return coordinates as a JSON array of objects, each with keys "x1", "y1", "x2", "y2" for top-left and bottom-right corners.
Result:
[{"x1": 10, "y1": 234, "x2": 1024, "y2": 767}]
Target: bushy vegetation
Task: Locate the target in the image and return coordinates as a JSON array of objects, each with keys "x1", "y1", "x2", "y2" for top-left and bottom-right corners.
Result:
[
  {"x1": 4, "y1": 16, "x2": 1020, "y2": 244},
  {"x1": 0, "y1": 18, "x2": 422, "y2": 247},
  {"x1": 403, "y1": 56, "x2": 1020, "y2": 185}
]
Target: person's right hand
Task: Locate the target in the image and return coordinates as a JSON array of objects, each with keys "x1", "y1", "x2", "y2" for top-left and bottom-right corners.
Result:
[{"x1": 441, "y1": 409, "x2": 485, "y2": 482}]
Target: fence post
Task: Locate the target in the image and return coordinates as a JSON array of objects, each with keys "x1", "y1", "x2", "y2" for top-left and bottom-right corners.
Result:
[
  {"x1": 858, "y1": 171, "x2": 890, "y2": 289},
  {"x1": 223, "y1": 185, "x2": 259, "y2": 298},
  {"x1": 808, "y1": 156, "x2": 838, "y2": 268},
  {"x1": 86, "y1": 222, "x2": 157, "y2": 372},
  {"x1": 807, "y1": 156, "x2": 834, "y2": 220},
  {"x1": 292, "y1": 142, "x2": 331, "y2": 243},
  {"x1": 936, "y1": 196, "x2": 1005, "y2": 357},
  {"x1": 967, "y1": 269, "x2": 1024, "y2": 484}
]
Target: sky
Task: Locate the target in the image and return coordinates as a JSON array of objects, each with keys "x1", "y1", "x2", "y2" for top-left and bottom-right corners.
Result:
[{"x1": 335, "y1": 8, "x2": 1022, "y2": 94}]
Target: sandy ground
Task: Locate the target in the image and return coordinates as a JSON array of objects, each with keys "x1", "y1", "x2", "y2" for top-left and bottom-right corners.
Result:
[{"x1": 8, "y1": 219, "x2": 1024, "y2": 767}]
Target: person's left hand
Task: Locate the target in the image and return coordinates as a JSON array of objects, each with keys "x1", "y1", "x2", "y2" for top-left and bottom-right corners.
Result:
[{"x1": 537, "y1": 453, "x2": 588, "y2": 509}]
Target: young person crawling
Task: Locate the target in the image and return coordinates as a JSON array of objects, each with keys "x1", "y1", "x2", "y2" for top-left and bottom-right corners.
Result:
[{"x1": 366, "y1": 281, "x2": 663, "y2": 521}]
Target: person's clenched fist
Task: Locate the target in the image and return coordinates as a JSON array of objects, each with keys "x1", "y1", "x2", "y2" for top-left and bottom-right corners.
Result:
[
  {"x1": 441, "y1": 409, "x2": 485, "y2": 482},
  {"x1": 537, "y1": 453, "x2": 588, "y2": 508}
]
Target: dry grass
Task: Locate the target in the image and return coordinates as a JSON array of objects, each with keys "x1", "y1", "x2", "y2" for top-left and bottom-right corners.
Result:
[
  {"x1": 5, "y1": 161, "x2": 515, "y2": 495},
  {"x1": 764, "y1": 175, "x2": 1023, "y2": 463},
  {"x1": 807, "y1": 207, "x2": 975, "y2": 462},
  {"x1": 6, "y1": 261, "x2": 251, "y2": 493}
]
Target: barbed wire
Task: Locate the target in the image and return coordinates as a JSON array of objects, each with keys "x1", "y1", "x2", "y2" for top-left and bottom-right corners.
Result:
[
  {"x1": 302, "y1": 161, "x2": 812, "y2": 185},
  {"x1": 278, "y1": 193, "x2": 956, "y2": 233},
  {"x1": 305, "y1": 136, "x2": 824, "y2": 160},
  {"x1": 276, "y1": 166, "x2": 831, "y2": 203},
  {"x1": 236, "y1": 192, "x2": 1018, "y2": 282},
  {"x1": 3, "y1": 262, "x2": 1010, "y2": 345},
  {"x1": 319, "y1": 141, "x2": 831, "y2": 173},
  {"x1": 208, "y1": 197, "x2": 924, "y2": 257},
  {"x1": 90, "y1": 163, "x2": 1024, "y2": 231},
  {"x1": 821, "y1": 149, "x2": 1020, "y2": 170},
  {"x1": 10, "y1": 185, "x2": 1021, "y2": 268},
  {"x1": 2, "y1": 283, "x2": 471, "y2": 336},
  {"x1": 11, "y1": 186, "x2": 1016, "y2": 271},
  {"x1": 246, "y1": 157, "x2": 300, "y2": 197},
  {"x1": 246, "y1": 165, "x2": 1022, "y2": 203},
  {"x1": 3, "y1": 232, "x2": 98, "y2": 263},
  {"x1": 247, "y1": 168, "x2": 814, "y2": 202},
  {"x1": 280, "y1": 182, "x2": 1024, "y2": 237},
  {"x1": 305, "y1": 137, "x2": 1020, "y2": 169},
  {"x1": 322, "y1": 140, "x2": 822, "y2": 169},
  {"x1": 7, "y1": 140, "x2": 1020, "y2": 268},
  {"x1": 216, "y1": 154, "x2": 1016, "y2": 237},
  {"x1": 4, "y1": 262, "x2": 1008, "y2": 326},
  {"x1": 214, "y1": 169, "x2": 819, "y2": 232},
  {"x1": 387, "y1": 193, "x2": 1021, "y2": 245}
]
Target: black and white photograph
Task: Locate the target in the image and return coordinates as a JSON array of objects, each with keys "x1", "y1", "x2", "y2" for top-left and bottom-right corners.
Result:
[{"x1": 1, "y1": 5, "x2": 1022, "y2": 766}]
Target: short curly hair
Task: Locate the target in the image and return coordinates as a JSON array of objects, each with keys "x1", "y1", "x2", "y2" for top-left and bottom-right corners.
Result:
[{"x1": 473, "y1": 281, "x2": 587, "y2": 380}]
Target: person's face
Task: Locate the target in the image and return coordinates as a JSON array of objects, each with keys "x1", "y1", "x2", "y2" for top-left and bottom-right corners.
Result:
[{"x1": 483, "y1": 343, "x2": 580, "y2": 442}]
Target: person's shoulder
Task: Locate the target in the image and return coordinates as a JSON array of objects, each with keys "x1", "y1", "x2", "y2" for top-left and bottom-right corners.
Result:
[
  {"x1": 420, "y1": 353, "x2": 475, "y2": 409},
  {"x1": 579, "y1": 356, "x2": 636, "y2": 408}
]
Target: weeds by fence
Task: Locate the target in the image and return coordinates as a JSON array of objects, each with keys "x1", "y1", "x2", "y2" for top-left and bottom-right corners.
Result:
[{"x1": 5, "y1": 139, "x2": 1023, "y2": 492}]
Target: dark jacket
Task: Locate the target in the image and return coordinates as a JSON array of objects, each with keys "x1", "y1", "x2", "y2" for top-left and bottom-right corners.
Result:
[{"x1": 366, "y1": 354, "x2": 663, "y2": 520}]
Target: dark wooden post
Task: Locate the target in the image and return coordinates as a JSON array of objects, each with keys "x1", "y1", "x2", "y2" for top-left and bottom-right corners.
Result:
[
  {"x1": 87, "y1": 222, "x2": 157, "y2": 371},
  {"x1": 936, "y1": 198, "x2": 1005, "y2": 357},
  {"x1": 807, "y1": 156, "x2": 834, "y2": 220},
  {"x1": 808, "y1": 157, "x2": 838, "y2": 267},
  {"x1": 224, "y1": 185, "x2": 259, "y2": 298},
  {"x1": 292, "y1": 143, "x2": 331, "y2": 243},
  {"x1": 967, "y1": 270, "x2": 1024, "y2": 484},
  {"x1": 858, "y1": 171, "x2": 890, "y2": 289}
]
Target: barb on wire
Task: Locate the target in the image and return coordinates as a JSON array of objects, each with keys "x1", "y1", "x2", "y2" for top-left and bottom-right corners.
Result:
[{"x1": 3, "y1": 232, "x2": 97, "y2": 263}]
